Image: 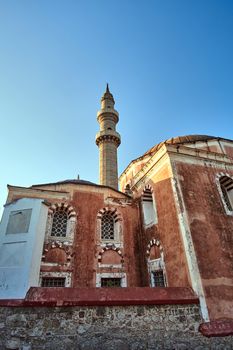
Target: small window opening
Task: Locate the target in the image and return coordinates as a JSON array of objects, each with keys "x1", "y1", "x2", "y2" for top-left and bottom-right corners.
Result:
[
  {"x1": 219, "y1": 176, "x2": 233, "y2": 212},
  {"x1": 142, "y1": 188, "x2": 157, "y2": 226},
  {"x1": 101, "y1": 278, "x2": 121, "y2": 287},
  {"x1": 152, "y1": 270, "x2": 165, "y2": 287},
  {"x1": 41, "y1": 277, "x2": 65, "y2": 287}
]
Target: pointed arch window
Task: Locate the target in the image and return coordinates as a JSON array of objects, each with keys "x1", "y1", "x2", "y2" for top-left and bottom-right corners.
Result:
[
  {"x1": 219, "y1": 176, "x2": 233, "y2": 213},
  {"x1": 101, "y1": 213, "x2": 114, "y2": 240},
  {"x1": 142, "y1": 187, "x2": 158, "y2": 227}
]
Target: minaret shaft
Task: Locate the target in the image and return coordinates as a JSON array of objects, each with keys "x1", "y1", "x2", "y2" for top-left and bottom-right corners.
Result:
[
  {"x1": 96, "y1": 85, "x2": 121, "y2": 190},
  {"x1": 98, "y1": 141, "x2": 119, "y2": 189}
]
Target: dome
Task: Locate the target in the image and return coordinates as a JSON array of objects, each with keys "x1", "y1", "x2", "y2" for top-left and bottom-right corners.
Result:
[{"x1": 143, "y1": 134, "x2": 231, "y2": 156}]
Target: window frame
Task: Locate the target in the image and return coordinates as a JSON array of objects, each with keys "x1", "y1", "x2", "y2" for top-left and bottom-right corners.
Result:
[
  {"x1": 101, "y1": 277, "x2": 122, "y2": 288},
  {"x1": 216, "y1": 174, "x2": 233, "y2": 216},
  {"x1": 45, "y1": 203, "x2": 77, "y2": 243},
  {"x1": 101, "y1": 213, "x2": 115, "y2": 240},
  {"x1": 96, "y1": 272, "x2": 127, "y2": 287},
  {"x1": 41, "y1": 277, "x2": 66, "y2": 287},
  {"x1": 40, "y1": 271, "x2": 72, "y2": 287},
  {"x1": 141, "y1": 186, "x2": 158, "y2": 228}
]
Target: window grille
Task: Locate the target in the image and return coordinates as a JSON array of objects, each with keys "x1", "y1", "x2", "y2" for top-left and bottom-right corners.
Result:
[
  {"x1": 152, "y1": 270, "x2": 165, "y2": 287},
  {"x1": 101, "y1": 278, "x2": 121, "y2": 287},
  {"x1": 41, "y1": 277, "x2": 65, "y2": 287},
  {"x1": 219, "y1": 176, "x2": 233, "y2": 212},
  {"x1": 51, "y1": 210, "x2": 68, "y2": 237},
  {"x1": 101, "y1": 213, "x2": 114, "y2": 240}
]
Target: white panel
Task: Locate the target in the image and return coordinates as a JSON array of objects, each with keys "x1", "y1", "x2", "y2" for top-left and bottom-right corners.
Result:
[
  {"x1": 142, "y1": 201, "x2": 157, "y2": 226},
  {"x1": 0, "y1": 198, "x2": 48, "y2": 299},
  {"x1": 6, "y1": 209, "x2": 32, "y2": 234},
  {"x1": 0, "y1": 242, "x2": 26, "y2": 267}
]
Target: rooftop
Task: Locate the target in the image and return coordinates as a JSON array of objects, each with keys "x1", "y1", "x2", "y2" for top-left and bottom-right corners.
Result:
[{"x1": 143, "y1": 134, "x2": 232, "y2": 157}]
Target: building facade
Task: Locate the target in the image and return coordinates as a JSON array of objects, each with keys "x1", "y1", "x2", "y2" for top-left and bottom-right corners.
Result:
[{"x1": 0, "y1": 87, "x2": 233, "y2": 327}]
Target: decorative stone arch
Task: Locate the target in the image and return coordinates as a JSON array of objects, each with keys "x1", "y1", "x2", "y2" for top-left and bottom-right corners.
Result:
[
  {"x1": 216, "y1": 172, "x2": 233, "y2": 215},
  {"x1": 97, "y1": 207, "x2": 123, "y2": 246},
  {"x1": 97, "y1": 207, "x2": 122, "y2": 223},
  {"x1": 48, "y1": 203, "x2": 76, "y2": 218},
  {"x1": 45, "y1": 202, "x2": 77, "y2": 243},
  {"x1": 141, "y1": 185, "x2": 158, "y2": 227},
  {"x1": 146, "y1": 238, "x2": 167, "y2": 287},
  {"x1": 143, "y1": 184, "x2": 154, "y2": 194},
  {"x1": 97, "y1": 244, "x2": 124, "y2": 264},
  {"x1": 42, "y1": 241, "x2": 73, "y2": 263},
  {"x1": 146, "y1": 238, "x2": 163, "y2": 257}
]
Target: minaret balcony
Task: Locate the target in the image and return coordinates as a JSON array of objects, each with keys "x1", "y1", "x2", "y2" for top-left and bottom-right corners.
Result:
[{"x1": 95, "y1": 130, "x2": 121, "y2": 147}]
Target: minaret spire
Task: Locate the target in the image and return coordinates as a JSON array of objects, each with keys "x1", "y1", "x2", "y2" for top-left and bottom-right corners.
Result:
[{"x1": 95, "y1": 85, "x2": 121, "y2": 190}]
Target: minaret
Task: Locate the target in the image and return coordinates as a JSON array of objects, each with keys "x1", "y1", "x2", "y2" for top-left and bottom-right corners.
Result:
[{"x1": 95, "y1": 84, "x2": 121, "y2": 190}]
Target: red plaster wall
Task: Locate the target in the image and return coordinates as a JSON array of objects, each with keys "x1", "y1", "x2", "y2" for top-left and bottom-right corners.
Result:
[
  {"x1": 176, "y1": 162, "x2": 233, "y2": 320},
  {"x1": 45, "y1": 248, "x2": 67, "y2": 264},
  {"x1": 135, "y1": 165, "x2": 191, "y2": 289},
  {"x1": 101, "y1": 250, "x2": 122, "y2": 265},
  {"x1": 71, "y1": 190, "x2": 141, "y2": 288},
  {"x1": 152, "y1": 178, "x2": 190, "y2": 288}
]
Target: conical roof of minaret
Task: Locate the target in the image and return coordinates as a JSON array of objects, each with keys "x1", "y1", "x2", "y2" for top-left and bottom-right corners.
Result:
[{"x1": 101, "y1": 83, "x2": 115, "y2": 103}]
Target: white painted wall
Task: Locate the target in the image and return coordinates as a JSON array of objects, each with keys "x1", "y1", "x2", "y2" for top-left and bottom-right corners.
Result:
[{"x1": 0, "y1": 198, "x2": 48, "y2": 299}]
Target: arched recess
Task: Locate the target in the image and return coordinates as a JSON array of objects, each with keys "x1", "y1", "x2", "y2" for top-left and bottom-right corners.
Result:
[
  {"x1": 96, "y1": 244, "x2": 125, "y2": 288},
  {"x1": 216, "y1": 173, "x2": 233, "y2": 215},
  {"x1": 142, "y1": 185, "x2": 158, "y2": 227},
  {"x1": 97, "y1": 207, "x2": 123, "y2": 245},
  {"x1": 98, "y1": 245, "x2": 124, "y2": 264},
  {"x1": 146, "y1": 239, "x2": 167, "y2": 287},
  {"x1": 42, "y1": 241, "x2": 73, "y2": 264},
  {"x1": 45, "y1": 203, "x2": 77, "y2": 243}
]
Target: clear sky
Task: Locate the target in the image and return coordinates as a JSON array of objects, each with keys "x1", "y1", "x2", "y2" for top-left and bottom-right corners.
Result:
[{"x1": 0, "y1": 0, "x2": 233, "y2": 215}]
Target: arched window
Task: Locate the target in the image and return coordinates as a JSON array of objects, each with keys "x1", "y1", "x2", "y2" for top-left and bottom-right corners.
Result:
[
  {"x1": 97, "y1": 207, "x2": 122, "y2": 244},
  {"x1": 101, "y1": 213, "x2": 114, "y2": 240},
  {"x1": 51, "y1": 209, "x2": 68, "y2": 237},
  {"x1": 142, "y1": 186, "x2": 158, "y2": 227},
  {"x1": 147, "y1": 239, "x2": 166, "y2": 287},
  {"x1": 219, "y1": 176, "x2": 233, "y2": 212},
  {"x1": 46, "y1": 203, "x2": 77, "y2": 242}
]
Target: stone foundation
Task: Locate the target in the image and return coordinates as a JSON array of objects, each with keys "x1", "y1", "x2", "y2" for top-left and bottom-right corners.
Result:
[{"x1": 1, "y1": 304, "x2": 233, "y2": 350}]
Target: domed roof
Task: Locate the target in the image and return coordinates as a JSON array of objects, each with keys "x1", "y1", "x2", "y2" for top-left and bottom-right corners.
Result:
[
  {"x1": 143, "y1": 134, "x2": 231, "y2": 156},
  {"x1": 31, "y1": 179, "x2": 97, "y2": 187}
]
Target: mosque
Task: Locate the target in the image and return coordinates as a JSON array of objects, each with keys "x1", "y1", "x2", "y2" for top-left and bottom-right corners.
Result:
[{"x1": 0, "y1": 86, "x2": 232, "y2": 347}]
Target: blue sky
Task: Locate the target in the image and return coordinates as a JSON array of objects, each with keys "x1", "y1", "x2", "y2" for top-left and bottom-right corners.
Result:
[{"x1": 0, "y1": 0, "x2": 233, "y2": 214}]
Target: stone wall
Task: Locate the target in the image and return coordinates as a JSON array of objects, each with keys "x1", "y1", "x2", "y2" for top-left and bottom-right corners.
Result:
[{"x1": 1, "y1": 304, "x2": 232, "y2": 350}]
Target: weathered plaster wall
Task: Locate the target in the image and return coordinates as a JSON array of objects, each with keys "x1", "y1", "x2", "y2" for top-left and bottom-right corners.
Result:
[
  {"x1": 72, "y1": 189, "x2": 141, "y2": 287},
  {"x1": 7, "y1": 184, "x2": 141, "y2": 289},
  {"x1": 135, "y1": 161, "x2": 191, "y2": 288},
  {"x1": 176, "y1": 161, "x2": 233, "y2": 320},
  {"x1": 1, "y1": 304, "x2": 232, "y2": 350}
]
